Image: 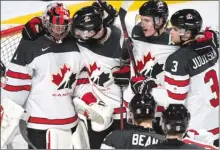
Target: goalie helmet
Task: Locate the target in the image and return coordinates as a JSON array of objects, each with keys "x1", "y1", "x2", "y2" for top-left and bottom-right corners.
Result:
[
  {"x1": 170, "y1": 9, "x2": 203, "y2": 36},
  {"x1": 162, "y1": 104, "x2": 190, "y2": 135},
  {"x1": 129, "y1": 93, "x2": 156, "y2": 122},
  {"x1": 42, "y1": 2, "x2": 71, "y2": 42},
  {"x1": 139, "y1": 0, "x2": 168, "y2": 28},
  {"x1": 72, "y1": 6, "x2": 103, "y2": 32}
]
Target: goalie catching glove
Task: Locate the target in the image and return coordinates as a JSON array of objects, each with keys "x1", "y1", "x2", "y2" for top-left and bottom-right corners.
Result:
[
  {"x1": 130, "y1": 75, "x2": 157, "y2": 95},
  {"x1": 73, "y1": 97, "x2": 114, "y2": 132}
]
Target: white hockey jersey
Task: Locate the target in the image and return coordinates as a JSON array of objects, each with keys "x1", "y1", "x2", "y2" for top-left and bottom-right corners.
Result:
[
  {"x1": 164, "y1": 38, "x2": 219, "y2": 140},
  {"x1": 2, "y1": 36, "x2": 93, "y2": 130},
  {"x1": 76, "y1": 26, "x2": 127, "y2": 120},
  {"x1": 123, "y1": 25, "x2": 179, "y2": 115}
]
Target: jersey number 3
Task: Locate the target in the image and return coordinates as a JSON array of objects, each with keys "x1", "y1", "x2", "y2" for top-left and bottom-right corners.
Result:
[{"x1": 204, "y1": 69, "x2": 219, "y2": 108}]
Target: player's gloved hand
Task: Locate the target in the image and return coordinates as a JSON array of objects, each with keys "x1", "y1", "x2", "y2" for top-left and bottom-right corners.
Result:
[
  {"x1": 130, "y1": 75, "x2": 157, "y2": 94},
  {"x1": 22, "y1": 17, "x2": 45, "y2": 41},
  {"x1": 112, "y1": 65, "x2": 130, "y2": 87},
  {"x1": 195, "y1": 27, "x2": 219, "y2": 47},
  {"x1": 92, "y1": 1, "x2": 118, "y2": 26}
]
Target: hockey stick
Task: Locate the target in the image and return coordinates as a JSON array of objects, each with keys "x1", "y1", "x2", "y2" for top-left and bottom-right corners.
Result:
[
  {"x1": 118, "y1": 1, "x2": 140, "y2": 77},
  {"x1": 19, "y1": 119, "x2": 37, "y2": 149}
]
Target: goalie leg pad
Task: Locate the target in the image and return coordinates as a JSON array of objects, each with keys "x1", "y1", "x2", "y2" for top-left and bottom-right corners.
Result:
[
  {"x1": 1, "y1": 97, "x2": 24, "y2": 148},
  {"x1": 72, "y1": 118, "x2": 90, "y2": 149},
  {"x1": 46, "y1": 128, "x2": 72, "y2": 149}
]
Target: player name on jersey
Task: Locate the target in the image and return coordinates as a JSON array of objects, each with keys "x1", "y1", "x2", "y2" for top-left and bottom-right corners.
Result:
[
  {"x1": 132, "y1": 134, "x2": 160, "y2": 147},
  {"x1": 192, "y1": 50, "x2": 217, "y2": 69}
]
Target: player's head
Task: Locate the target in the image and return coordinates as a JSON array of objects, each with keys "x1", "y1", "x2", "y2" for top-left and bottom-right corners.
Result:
[
  {"x1": 72, "y1": 6, "x2": 103, "y2": 40},
  {"x1": 162, "y1": 104, "x2": 190, "y2": 137},
  {"x1": 42, "y1": 2, "x2": 71, "y2": 42},
  {"x1": 139, "y1": 0, "x2": 168, "y2": 37},
  {"x1": 129, "y1": 93, "x2": 156, "y2": 125},
  {"x1": 170, "y1": 9, "x2": 203, "y2": 45}
]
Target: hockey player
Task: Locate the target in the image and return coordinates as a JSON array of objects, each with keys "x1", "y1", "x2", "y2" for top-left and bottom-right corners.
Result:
[
  {"x1": 114, "y1": 0, "x2": 179, "y2": 135},
  {"x1": 0, "y1": 3, "x2": 93, "y2": 149},
  {"x1": 100, "y1": 93, "x2": 165, "y2": 149},
  {"x1": 71, "y1": 6, "x2": 129, "y2": 149},
  {"x1": 146, "y1": 104, "x2": 204, "y2": 149},
  {"x1": 164, "y1": 9, "x2": 219, "y2": 147}
]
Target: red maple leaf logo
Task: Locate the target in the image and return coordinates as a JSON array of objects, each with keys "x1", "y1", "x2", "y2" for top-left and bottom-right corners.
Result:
[
  {"x1": 52, "y1": 64, "x2": 70, "y2": 86},
  {"x1": 137, "y1": 52, "x2": 155, "y2": 72},
  {"x1": 88, "y1": 62, "x2": 100, "y2": 76}
]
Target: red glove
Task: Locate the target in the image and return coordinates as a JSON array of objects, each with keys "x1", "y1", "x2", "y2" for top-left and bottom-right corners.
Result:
[
  {"x1": 130, "y1": 75, "x2": 157, "y2": 94},
  {"x1": 112, "y1": 65, "x2": 130, "y2": 87},
  {"x1": 21, "y1": 17, "x2": 45, "y2": 40},
  {"x1": 196, "y1": 27, "x2": 219, "y2": 47}
]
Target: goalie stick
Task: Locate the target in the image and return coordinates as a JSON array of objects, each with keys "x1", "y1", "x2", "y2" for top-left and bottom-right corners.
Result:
[{"x1": 19, "y1": 119, "x2": 37, "y2": 149}]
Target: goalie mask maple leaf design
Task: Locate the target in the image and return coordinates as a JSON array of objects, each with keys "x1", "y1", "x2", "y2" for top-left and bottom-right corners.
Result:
[{"x1": 52, "y1": 64, "x2": 76, "y2": 90}]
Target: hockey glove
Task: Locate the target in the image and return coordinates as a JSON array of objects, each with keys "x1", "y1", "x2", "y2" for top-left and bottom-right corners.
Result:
[
  {"x1": 92, "y1": 1, "x2": 118, "y2": 26},
  {"x1": 112, "y1": 65, "x2": 130, "y2": 87},
  {"x1": 22, "y1": 17, "x2": 45, "y2": 41},
  {"x1": 195, "y1": 27, "x2": 219, "y2": 48},
  {"x1": 130, "y1": 75, "x2": 157, "y2": 95}
]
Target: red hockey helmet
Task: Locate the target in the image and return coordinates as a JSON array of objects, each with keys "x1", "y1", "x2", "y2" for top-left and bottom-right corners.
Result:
[{"x1": 42, "y1": 2, "x2": 71, "y2": 42}]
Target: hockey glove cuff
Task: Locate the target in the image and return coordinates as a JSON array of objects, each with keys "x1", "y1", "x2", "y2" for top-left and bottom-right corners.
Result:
[
  {"x1": 22, "y1": 17, "x2": 45, "y2": 41},
  {"x1": 112, "y1": 65, "x2": 130, "y2": 87}
]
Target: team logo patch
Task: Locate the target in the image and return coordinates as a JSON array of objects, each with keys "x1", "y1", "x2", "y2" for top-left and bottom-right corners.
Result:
[
  {"x1": 88, "y1": 62, "x2": 110, "y2": 87},
  {"x1": 52, "y1": 64, "x2": 76, "y2": 90}
]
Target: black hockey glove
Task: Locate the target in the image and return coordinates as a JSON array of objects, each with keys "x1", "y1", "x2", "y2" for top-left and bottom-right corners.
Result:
[
  {"x1": 130, "y1": 75, "x2": 157, "y2": 95},
  {"x1": 0, "y1": 61, "x2": 6, "y2": 77},
  {"x1": 112, "y1": 65, "x2": 130, "y2": 87},
  {"x1": 22, "y1": 17, "x2": 45, "y2": 41},
  {"x1": 92, "y1": 1, "x2": 118, "y2": 26}
]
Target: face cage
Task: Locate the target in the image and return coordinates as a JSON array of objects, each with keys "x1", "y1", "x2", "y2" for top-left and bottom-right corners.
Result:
[{"x1": 46, "y1": 22, "x2": 71, "y2": 42}]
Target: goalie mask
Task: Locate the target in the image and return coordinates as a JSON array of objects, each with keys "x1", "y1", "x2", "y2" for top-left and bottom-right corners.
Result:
[{"x1": 42, "y1": 2, "x2": 71, "y2": 42}]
